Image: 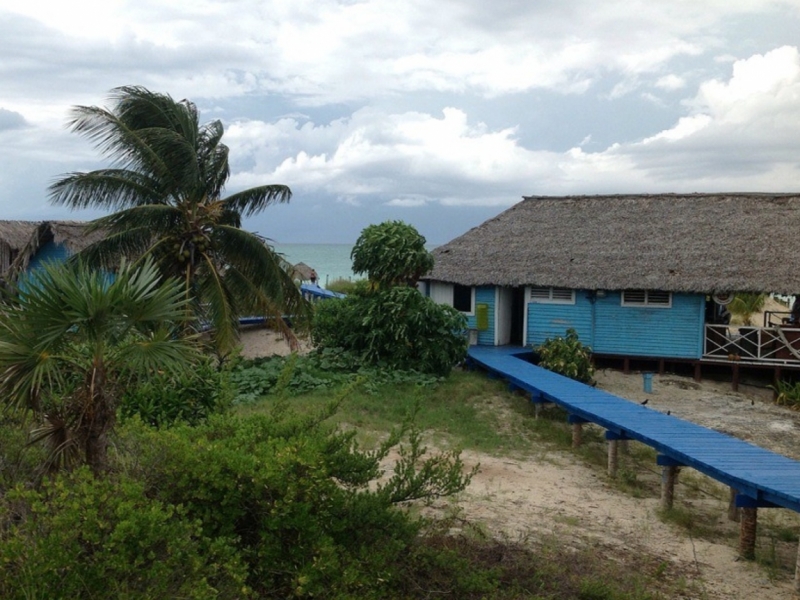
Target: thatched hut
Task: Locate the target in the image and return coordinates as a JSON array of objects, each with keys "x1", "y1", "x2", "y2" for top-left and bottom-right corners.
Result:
[
  {"x1": 291, "y1": 261, "x2": 318, "y2": 283},
  {"x1": 422, "y1": 193, "x2": 800, "y2": 381},
  {"x1": 0, "y1": 220, "x2": 104, "y2": 279}
]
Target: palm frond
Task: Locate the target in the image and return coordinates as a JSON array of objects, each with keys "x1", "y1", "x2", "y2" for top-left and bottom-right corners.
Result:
[{"x1": 223, "y1": 184, "x2": 291, "y2": 217}]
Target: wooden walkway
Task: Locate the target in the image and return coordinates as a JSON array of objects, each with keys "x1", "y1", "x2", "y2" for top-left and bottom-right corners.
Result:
[{"x1": 467, "y1": 345, "x2": 800, "y2": 578}]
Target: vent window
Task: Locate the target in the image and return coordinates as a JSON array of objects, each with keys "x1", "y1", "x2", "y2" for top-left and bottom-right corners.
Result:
[
  {"x1": 529, "y1": 287, "x2": 575, "y2": 304},
  {"x1": 622, "y1": 290, "x2": 672, "y2": 308}
]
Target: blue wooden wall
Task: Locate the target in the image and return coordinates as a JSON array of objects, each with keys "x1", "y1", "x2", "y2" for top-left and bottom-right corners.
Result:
[
  {"x1": 26, "y1": 241, "x2": 69, "y2": 276},
  {"x1": 463, "y1": 286, "x2": 496, "y2": 344},
  {"x1": 526, "y1": 292, "x2": 594, "y2": 348},
  {"x1": 591, "y1": 292, "x2": 704, "y2": 359}
]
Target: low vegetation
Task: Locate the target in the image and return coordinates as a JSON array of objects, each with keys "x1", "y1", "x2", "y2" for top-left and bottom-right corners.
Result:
[{"x1": 535, "y1": 328, "x2": 595, "y2": 384}]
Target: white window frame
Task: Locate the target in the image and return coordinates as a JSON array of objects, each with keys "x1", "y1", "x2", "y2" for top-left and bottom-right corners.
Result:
[
  {"x1": 621, "y1": 290, "x2": 672, "y2": 308},
  {"x1": 429, "y1": 282, "x2": 475, "y2": 315},
  {"x1": 529, "y1": 286, "x2": 575, "y2": 305},
  {"x1": 453, "y1": 284, "x2": 476, "y2": 315}
]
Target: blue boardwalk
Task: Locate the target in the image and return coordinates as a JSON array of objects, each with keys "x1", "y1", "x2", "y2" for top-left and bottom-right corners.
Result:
[{"x1": 468, "y1": 345, "x2": 800, "y2": 515}]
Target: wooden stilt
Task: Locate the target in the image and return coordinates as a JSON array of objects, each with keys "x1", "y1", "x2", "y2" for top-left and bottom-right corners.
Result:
[
  {"x1": 732, "y1": 363, "x2": 740, "y2": 392},
  {"x1": 660, "y1": 465, "x2": 678, "y2": 510},
  {"x1": 658, "y1": 359, "x2": 665, "y2": 376},
  {"x1": 571, "y1": 422, "x2": 583, "y2": 448},
  {"x1": 693, "y1": 362, "x2": 702, "y2": 382},
  {"x1": 534, "y1": 403, "x2": 541, "y2": 420},
  {"x1": 727, "y1": 487, "x2": 741, "y2": 522},
  {"x1": 608, "y1": 439, "x2": 619, "y2": 477},
  {"x1": 623, "y1": 357, "x2": 630, "y2": 374},
  {"x1": 739, "y1": 507, "x2": 758, "y2": 560}
]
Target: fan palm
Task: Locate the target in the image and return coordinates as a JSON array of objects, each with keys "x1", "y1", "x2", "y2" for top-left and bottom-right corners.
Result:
[
  {"x1": 49, "y1": 86, "x2": 306, "y2": 353},
  {"x1": 0, "y1": 259, "x2": 198, "y2": 473}
]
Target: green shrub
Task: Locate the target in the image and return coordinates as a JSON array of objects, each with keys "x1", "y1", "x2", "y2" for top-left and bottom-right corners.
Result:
[
  {"x1": 0, "y1": 468, "x2": 246, "y2": 600},
  {"x1": 126, "y1": 396, "x2": 474, "y2": 598},
  {"x1": 313, "y1": 286, "x2": 467, "y2": 376},
  {"x1": 119, "y1": 356, "x2": 234, "y2": 426},
  {"x1": 772, "y1": 379, "x2": 800, "y2": 409},
  {"x1": 324, "y1": 277, "x2": 367, "y2": 295},
  {"x1": 536, "y1": 328, "x2": 595, "y2": 384}
]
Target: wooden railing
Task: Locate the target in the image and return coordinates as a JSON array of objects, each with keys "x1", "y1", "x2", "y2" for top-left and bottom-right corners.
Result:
[{"x1": 704, "y1": 324, "x2": 800, "y2": 364}]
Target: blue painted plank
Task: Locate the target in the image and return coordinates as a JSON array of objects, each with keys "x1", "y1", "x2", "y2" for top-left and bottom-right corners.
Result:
[{"x1": 468, "y1": 345, "x2": 800, "y2": 513}]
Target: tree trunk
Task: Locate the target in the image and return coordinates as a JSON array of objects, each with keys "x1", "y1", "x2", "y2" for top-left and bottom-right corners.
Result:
[{"x1": 83, "y1": 363, "x2": 115, "y2": 474}]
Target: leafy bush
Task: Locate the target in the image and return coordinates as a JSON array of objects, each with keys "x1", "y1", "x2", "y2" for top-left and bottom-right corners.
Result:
[
  {"x1": 324, "y1": 277, "x2": 367, "y2": 295},
  {"x1": 535, "y1": 328, "x2": 595, "y2": 384},
  {"x1": 772, "y1": 379, "x2": 800, "y2": 410},
  {"x1": 0, "y1": 468, "x2": 246, "y2": 599},
  {"x1": 126, "y1": 394, "x2": 475, "y2": 598},
  {"x1": 119, "y1": 356, "x2": 234, "y2": 426},
  {"x1": 313, "y1": 286, "x2": 468, "y2": 376},
  {"x1": 230, "y1": 350, "x2": 443, "y2": 403},
  {"x1": 351, "y1": 221, "x2": 434, "y2": 288}
]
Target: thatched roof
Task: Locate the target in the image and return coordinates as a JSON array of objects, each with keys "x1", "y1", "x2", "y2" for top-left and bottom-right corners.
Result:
[
  {"x1": 426, "y1": 193, "x2": 800, "y2": 295},
  {"x1": 0, "y1": 220, "x2": 106, "y2": 276},
  {"x1": 291, "y1": 262, "x2": 317, "y2": 281}
]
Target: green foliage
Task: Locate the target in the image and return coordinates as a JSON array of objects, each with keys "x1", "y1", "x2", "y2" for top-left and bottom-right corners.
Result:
[
  {"x1": 351, "y1": 220, "x2": 434, "y2": 288},
  {"x1": 729, "y1": 293, "x2": 766, "y2": 325},
  {"x1": 119, "y1": 356, "x2": 235, "y2": 426},
  {"x1": 48, "y1": 85, "x2": 308, "y2": 353},
  {"x1": 0, "y1": 258, "x2": 198, "y2": 472},
  {"x1": 125, "y1": 396, "x2": 475, "y2": 598},
  {"x1": 536, "y1": 328, "x2": 595, "y2": 384},
  {"x1": 230, "y1": 350, "x2": 442, "y2": 403},
  {"x1": 0, "y1": 468, "x2": 246, "y2": 599},
  {"x1": 312, "y1": 286, "x2": 468, "y2": 375},
  {"x1": 324, "y1": 277, "x2": 366, "y2": 295},
  {"x1": 772, "y1": 379, "x2": 800, "y2": 410}
]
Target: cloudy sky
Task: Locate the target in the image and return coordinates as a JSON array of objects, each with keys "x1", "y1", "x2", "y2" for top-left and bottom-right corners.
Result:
[{"x1": 2, "y1": 1, "x2": 800, "y2": 244}]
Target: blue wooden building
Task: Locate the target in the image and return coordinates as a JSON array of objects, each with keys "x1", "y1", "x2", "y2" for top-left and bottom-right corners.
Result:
[{"x1": 422, "y1": 194, "x2": 800, "y2": 384}]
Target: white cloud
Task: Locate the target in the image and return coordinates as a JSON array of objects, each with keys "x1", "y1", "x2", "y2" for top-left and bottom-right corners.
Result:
[{"x1": 655, "y1": 74, "x2": 686, "y2": 90}]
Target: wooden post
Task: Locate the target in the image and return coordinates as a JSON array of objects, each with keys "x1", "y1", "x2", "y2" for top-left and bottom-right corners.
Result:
[
  {"x1": 693, "y1": 362, "x2": 702, "y2": 382},
  {"x1": 658, "y1": 358, "x2": 665, "y2": 375},
  {"x1": 661, "y1": 465, "x2": 679, "y2": 510},
  {"x1": 608, "y1": 439, "x2": 619, "y2": 477},
  {"x1": 739, "y1": 507, "x2": 758, "y2": 560},
  {"x1": 732, "y1": 363, "x2": 740, "y2": 392},
  {"x1": 727, "y1": 487, "x2": 741, "y2": 522},
  {"x1": 657, "y1": 455, "x2": 683, "y2": 511},
  {"x1": 568, "y1": 415, "x2": 586, "y2": 448},
  {"x1": 623, "y1": 357, "x2": 630, "y2": 374},
  {"x1": 534, "y1": 403, "x2": 541, "y2": 419},
  {"x1": 572, "y1": 422, "x2": 583, "y2": 448}
]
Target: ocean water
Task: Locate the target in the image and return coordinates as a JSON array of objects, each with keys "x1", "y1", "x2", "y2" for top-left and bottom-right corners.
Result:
[{"x1": 274, "y1": 243, "x2": 357, "y2": 286}]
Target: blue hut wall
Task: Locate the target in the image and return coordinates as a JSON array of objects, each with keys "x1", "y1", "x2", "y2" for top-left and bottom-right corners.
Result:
[
  {"x1": 465, "y1": 286, "x2": 496, "y2": 345},
  {"x1": 526, "y1": 292, "x2": 594, "y2": 348},
  {"x1": 591, "y1": 292, "x2": 704, "y2": 359},
  {"x1": 26, "y1": 241, "x2": 69, "y2": 276}
]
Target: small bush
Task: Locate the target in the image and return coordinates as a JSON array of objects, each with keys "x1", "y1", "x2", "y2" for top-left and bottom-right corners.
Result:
[
  {"x1": 536, "y1": 328, "x2": 595, "y2": 384},
  {"x1": 0, "y1": 468, "x2": 246, "y2": 599},
  {"x1": 119, "y1": 356, "x2": 234, "y2": 426},
  {"x1": 313, "y1": 286, "x2": 467, "y2": 376},
  {"x1": 772, "y1": 379, "x2": 800, "y2": 410}
]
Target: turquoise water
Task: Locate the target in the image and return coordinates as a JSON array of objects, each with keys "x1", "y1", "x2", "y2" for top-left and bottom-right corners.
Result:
[{"x1": 274, "y1": 243, "x2": 357, "y2": 286}]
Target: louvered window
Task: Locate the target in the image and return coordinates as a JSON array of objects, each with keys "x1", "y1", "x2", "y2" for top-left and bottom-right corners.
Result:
[
  {"x1": 621, "y1": 290, "x2": 672, "y2": 308},
  {"x1": 529, "y1": 287, "x2": 575, "y2": 304}
]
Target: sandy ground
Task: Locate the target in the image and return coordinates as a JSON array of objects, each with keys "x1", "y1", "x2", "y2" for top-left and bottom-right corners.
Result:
[{"x1": 238, "y1": 327, "x2": 800, "y2": 598}]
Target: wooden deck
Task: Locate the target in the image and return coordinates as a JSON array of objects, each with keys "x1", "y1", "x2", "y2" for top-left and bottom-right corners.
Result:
[{"x1": 467, "y1": 345, "x2": 800, "y2": 515}]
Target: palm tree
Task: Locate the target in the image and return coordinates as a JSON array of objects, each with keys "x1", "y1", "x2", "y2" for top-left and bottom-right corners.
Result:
[
  {"x1": 0, "y1": 259, "x2": 198, "y2": 473},
  {"x1": 49, "y1": 86, "x2": 307, "y2": 353}
]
